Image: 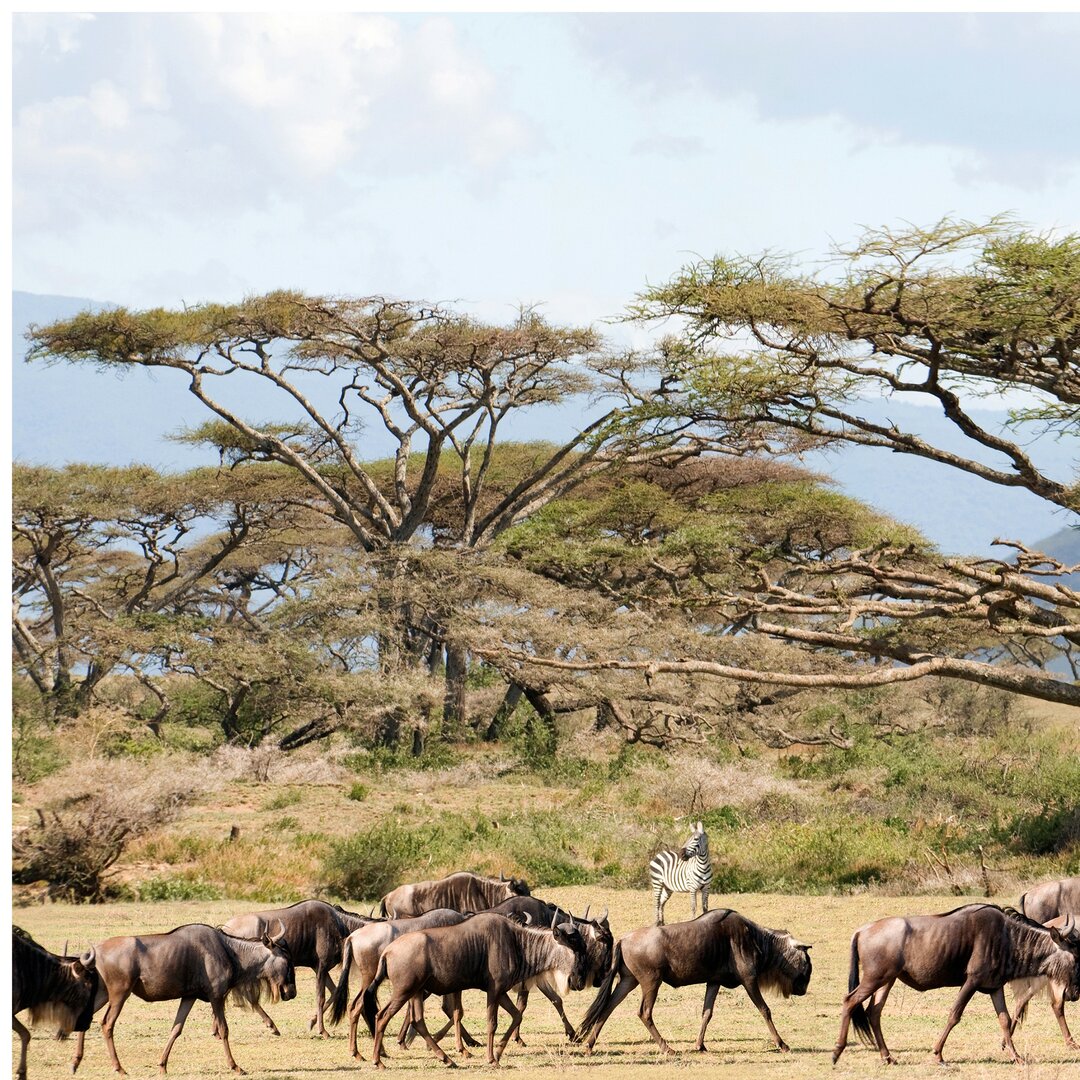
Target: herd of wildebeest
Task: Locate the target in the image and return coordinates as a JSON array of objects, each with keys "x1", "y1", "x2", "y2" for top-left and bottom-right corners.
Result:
[{"x1": 11, "y1": 827, "x2": 1080, "y2": 1079}]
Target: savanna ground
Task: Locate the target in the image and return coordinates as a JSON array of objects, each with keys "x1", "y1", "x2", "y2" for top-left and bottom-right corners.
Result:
[{"x1": 12, "y1": 891, "x2": 1080, "y2": 1080}]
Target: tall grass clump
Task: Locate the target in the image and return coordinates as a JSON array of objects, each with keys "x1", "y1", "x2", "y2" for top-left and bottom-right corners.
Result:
[{"x1": 321, "y1": 820, "x2": 414, "y2": 901}]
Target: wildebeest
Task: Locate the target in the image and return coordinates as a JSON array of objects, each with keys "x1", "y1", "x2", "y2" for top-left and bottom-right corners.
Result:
[
  {"x1": 12, "y1": 928, "x2": 98, "y2": 1080},
  {"x1": 832, "y1": 903, "x2": 1080, "y2": 1066},
  {"x1": 380, "y1": 871, "x2": 529, "y2": 918},
  {"x1": 362, "y1": 911, "x2": 588, "y2": 1067},
  {"x1": 575, "y1": 908, "x2": 810, "y2": 1055},
  {"x1": 1010, "y1": 913, "x2": 1080, "y2": 1049},
  {"x1": 74, "y1": 922, "x2": 295, "y2": 1076},
  {"x1": 221, "y1": 898, "x2": 375, "y2": 1037},
  {"x1": 485, "y1": 898, "x2": 614, "y2": 1042},
  {"x1": 649, "y1": 820, "x2": 713, "y2": 925},
  {"x1": 1019, "y1": 876, "x2": 1080, "y2": 924},
  {"x1": 328, "y1": 908, "x2": 469, "y2": 1058}
]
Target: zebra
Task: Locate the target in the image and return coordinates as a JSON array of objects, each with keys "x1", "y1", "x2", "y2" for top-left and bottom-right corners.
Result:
[{"x1": 649, "y1": 820, "x2": 713, "y2": 925}]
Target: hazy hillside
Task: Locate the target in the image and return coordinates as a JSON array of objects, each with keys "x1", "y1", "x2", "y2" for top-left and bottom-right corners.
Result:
[{"x1": 12, "y1": 291, "x2": 1077, "y2": 556}]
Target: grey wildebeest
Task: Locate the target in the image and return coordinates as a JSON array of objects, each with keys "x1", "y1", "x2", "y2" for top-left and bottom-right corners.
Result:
[
  {"x1": 575, "y1": 908, "x2": 811, "y2": 1055},
  {"x1": 362, "y1": 911, "x2": 588, "y2": 1067},
  {"x1": 1010, "y1": 878, "x2": 1080, "y2": 1050},
  {"x1": 12, "y1": 928, "x2": 98, "y2": 1080},
  {"x1": 380, "y1": 871, "x2": 529, "y2": 918},
  {"x1": 221, "y1": 898, "x2": 374, "y2": 1037},
  {"x1": 74, "y1": 922, "x2": 295, "y2": 1076},
  {"x1": 485, "y1": 897, "x2": 614, "y2": 1042},
  {"x1": 327, "y1": 908, "x2": 469, "y2": 1059},
  {"x1": 1020, "y1": 876, "x2": 1080, "y2": 924},
  {"x1": 832, "y1": 903, "x2": 1080, "y2": 1066}
]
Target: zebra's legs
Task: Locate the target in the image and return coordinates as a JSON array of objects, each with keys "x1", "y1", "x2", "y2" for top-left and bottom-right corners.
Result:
[{"x1": 654, "y1": 886, "x2": 671, "y2": 926}]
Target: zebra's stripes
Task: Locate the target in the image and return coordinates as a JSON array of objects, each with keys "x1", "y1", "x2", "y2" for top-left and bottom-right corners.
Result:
[{"x1": 649, "y1": 820, "x2": 713, "y2": 925}]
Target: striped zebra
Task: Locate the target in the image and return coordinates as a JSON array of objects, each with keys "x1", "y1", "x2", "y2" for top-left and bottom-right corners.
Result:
[{"x1": 649, "y1": 820, "x2": 713, "y2": 925}]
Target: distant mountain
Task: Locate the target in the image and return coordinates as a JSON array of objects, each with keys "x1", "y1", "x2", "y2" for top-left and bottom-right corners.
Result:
[{"x1": 12, "y1": 291, "x2": 1078, "y2": 557}]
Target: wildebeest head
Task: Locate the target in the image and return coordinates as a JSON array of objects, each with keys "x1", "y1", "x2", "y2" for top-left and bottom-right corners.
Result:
[
  {"x1": 681, "y1": 821, "x2": 709, "y2": 859},
  {"x1": 552, "y1": 920, "x2": 589, "y2": 992},
  {"x1": 576, "y1": 906, "x2": 614, "y2": 988},
  {"x1": 498, "y1": 872, "x2": 531, "y2": 899},
  {"x1": 259, "y1": 921, "x2": 297, "y2": 1003},
  {"x1": 1048, "y1": 915, "x2": 1080, "y2": 1002},
  {"x1": 763, "y1": 930, "x2": 812, "y2": 998}
]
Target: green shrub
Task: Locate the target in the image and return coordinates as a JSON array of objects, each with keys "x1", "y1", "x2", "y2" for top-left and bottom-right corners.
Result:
[
  {"x1": 136, "y1": 876, "x2": 223, "y2": 902},
  {"x1": 320, "y1": 821, "x2": 413, "y2": 901},
  {"x1": 263, "y1": 789, "x2": 302, "y2": 811},
  {"x1": 347, "y1": 783, "x2": 369, "y2": 802}
]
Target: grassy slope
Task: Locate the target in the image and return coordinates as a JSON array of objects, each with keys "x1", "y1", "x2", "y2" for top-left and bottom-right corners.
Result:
[{"x1": 12, "y1": 891, "x2": 1079, "y2": 1080}]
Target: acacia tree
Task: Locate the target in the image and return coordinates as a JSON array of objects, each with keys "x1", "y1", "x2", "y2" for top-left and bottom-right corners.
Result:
[
  {"x1": 512, "y1": 219, "x2": 1078, "y2": 706},
  {"x1": 12, "y1": 462, "x2": 329, "y2": 721},
  {"x1": 27, "y1": 296, "x2": 709, "y2": 732}
]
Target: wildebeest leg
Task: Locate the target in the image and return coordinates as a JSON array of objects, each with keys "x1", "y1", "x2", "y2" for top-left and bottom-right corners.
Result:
[
  {"x1": 695, "y1": 982, "x2": 720, "y2": 1052},
  {"x1": 866, "y1": 980, "x2": 896, "y2": 1064},
  {"x1": 537, "y1": 984, "x2": 575, "y2": 1040},
  {"x1": 374, "y1": 993, "x2": 429, "y2": 1070},
  {"x1": 449, "y1": 993, "x2": 471, "y2": 1057},
  {"x1": 512, "y1": 987, "x2": 529, "y2": 1045},
  {"x1": 250, "y1": 1001, "x2": 280, "y2": 1037},
  {"x1": 211, "y1": 998, "x2": 245, "y2": 1075},
  {"x1": 832, "y1": 978, "x2": 881, "y2": 1064},
  {"x1": 638, "y1": 978, "x2": 675, "y2": 1055},
  {"x1": 101, "y1": 990, "x2": 133, "y2": 1075},
  {"x1": 742, "y1": 977, "x2": 789, "y2": 1052},
  {"x1": 494, "y1": 991, "x2": 524, "y2": 1063},
  {"x1": 406, "y1": 996, "x2": 455, "y2": 1068},
  {"x1": 311, "y1": 966, "x2": 336, "y2": 1036},
  {"x1": 931, "y1": 978, "x2": 979, "y2": 1065},
  {"x1": 1050, "y1": 985, "x2": 1078, "y2": 1049},
  {"x1": 584, "y1": 972, "x2": 640, "y2": 1053},
  {"x1": 72, "y1": 1029, "x2": 86, "y2": 1073},
  {"x1": 14, "y1": 1017, "x2": 30, "y2": 1080},
  {"x1": 430, "y1": 997, "x2": 480, "y2": 1048},
  {"x1": 991, "y1": 988, "x2": 1023, "y2": 1065},
  {"x1": 158, "y1": 997, "x2": 196, "y2": 1073}
]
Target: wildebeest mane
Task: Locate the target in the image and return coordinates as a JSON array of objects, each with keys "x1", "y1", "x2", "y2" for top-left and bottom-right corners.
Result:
[
  {"x1": 220, "y1": 930, "x2": 292, "y2": 1010},
  {"x1": 747, "y1": 921, "x2": 810, "y2": 1000}
]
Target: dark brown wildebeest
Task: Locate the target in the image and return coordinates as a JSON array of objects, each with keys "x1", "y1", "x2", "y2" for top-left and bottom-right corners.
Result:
[
  {"x1": 1009, "y1": 913, "x2": 1080, "y2": 1050},
  {"x1": 485, "y1": 898, "x2": 614, "y2": 1042},
  {"x1": 362, "y1": 911, "x2": 588, "y2": 1067},
  {"x1": 73, "y1": 922, "x2": 295, "y2": 1076},
  {"x1": 12, "y1": 928, "x2": 98, "y2": 1080},
  {"x1": 574, "y1": 908, "x2": 811, "y2": 1055},
  {"x1": 832, "y1": 904, "x2": 1080, "y2": 1066},
  {"x1": 221, "y1": 898, "x2": 374, "y2": 1037},
  {"x1": 1019, "y1": 876, "x2": 1080, "y2": 924},
  {"x1": 380, "y1": 871, "x2": 529, "y2": 918},
  {"x1": 328, "y1": 908, "x2": 469, "y2": 1059}
]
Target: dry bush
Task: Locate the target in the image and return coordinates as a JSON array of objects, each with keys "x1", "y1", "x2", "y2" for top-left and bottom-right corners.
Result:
[
  {"x1": 639, "y1": 753, "x2": 811, "y2": 821},
  {"x1": 210, "y1": 743, "x2": 349, "y2": 785},
  {"x1": 12, "y1": 757, "x2": 212, "y2": 902}
]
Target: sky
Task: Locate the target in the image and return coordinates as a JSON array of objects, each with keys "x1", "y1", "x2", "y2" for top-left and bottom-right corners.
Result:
[
  {"x1": 14, "y1": 13, "x2": 1080, "y2": 321},
  {"x1": 11, "y1": 13, "x2": 1080, "y2": 554}
]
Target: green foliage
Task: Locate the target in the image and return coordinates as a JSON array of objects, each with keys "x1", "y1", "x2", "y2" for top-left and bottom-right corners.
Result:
[
  {"x1": 320, "y1": 822, "x2": 414, "y2": 901},
  {"x1": 346, "y1": 783, "x2": 369, "y2": 802},
  {"x1": 134, "y1": 876, "x2": 223, "y2": 902},
  {"x1": 263, "y1": 789, "x2": 302, "y2": 811}
]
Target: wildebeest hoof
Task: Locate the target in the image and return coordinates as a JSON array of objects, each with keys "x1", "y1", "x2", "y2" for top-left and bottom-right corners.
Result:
[
  {"x1": 694, "y1": 1044, "x2": 707, "y2": 1053},
  {"x1": 831, "y1": 1048, "x2": 843, "y2": 1065},
  {"x1": 777, "y1": 1042, "x2": 790, "y2": 1053},
  {"x1": 231, "y1": 1067, "x2": 247, "y2": 1076}
]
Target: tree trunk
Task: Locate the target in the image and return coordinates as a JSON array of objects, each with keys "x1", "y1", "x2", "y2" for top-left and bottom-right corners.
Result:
[
  {"x1": 442, "y1": 641, "x2": 468, "y2": 739},
  {"x1": 483, "y1": 683, "x2": 523, "y2": 742}
]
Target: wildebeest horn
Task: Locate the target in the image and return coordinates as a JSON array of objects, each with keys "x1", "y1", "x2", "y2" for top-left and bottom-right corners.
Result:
[
  {"x1": 582, "y1": 905, "x2": 590, "y2": 922},
  {"x1": 270, "y1": 918, "x2": 286, "y2": 943},
  {"x1": 499, "y1": 871, "x2": 505, "y2": 881},
  {"x1": 1062, "y1": 913, "x2": 1076, "y2": 937},
  {"x1": 550, "y1": 910, "x2": 558, "y2": 930},
  {"x1": 80, "y1": 947, "x2": 96, "y2": 969},
  {"x1": 522, "y1": 912, "x2": 532, "y2": 925},
  {"x1": 62, "y1": 940, "x2": 69, "y2": 960},
  {"x1": 599, "y1": 907, "x2": 608, "y2": 924}
]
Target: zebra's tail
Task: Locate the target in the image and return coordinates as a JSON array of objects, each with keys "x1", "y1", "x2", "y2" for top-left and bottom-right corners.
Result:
[{"x1": 573, "y1": 941, "x2": 622, "y2": 1043}]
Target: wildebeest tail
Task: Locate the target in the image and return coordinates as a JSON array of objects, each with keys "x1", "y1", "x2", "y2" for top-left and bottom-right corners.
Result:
[
  {"x1": 362, "y1": 954, "x2": 388, "y2": 1037},
  {"x1": 846, "y1": 931, "x2": 874, "y2": 1048},
  {"x1": 573, "y1": 941, "x2": 622, "y2": 1043},
  {"x1": 329, "y1": 940, "x2": 355, "y2": 1026},
  {"x1": 379, "y1": 897, "x2": 389, "y2": 918}
]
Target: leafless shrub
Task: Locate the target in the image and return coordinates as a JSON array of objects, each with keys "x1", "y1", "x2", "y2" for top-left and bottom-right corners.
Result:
[
  {"x1": 11, "y1": 758, "x2": 210, "y2": 902},
  {"x1": 210, "y1": 743, "x2": 349, "y2": 785}
]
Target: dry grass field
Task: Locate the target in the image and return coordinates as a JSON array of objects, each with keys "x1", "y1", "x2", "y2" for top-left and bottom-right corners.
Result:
[{"x1": 12, "y1": 890, "x2": 1080, "y2": 1080}]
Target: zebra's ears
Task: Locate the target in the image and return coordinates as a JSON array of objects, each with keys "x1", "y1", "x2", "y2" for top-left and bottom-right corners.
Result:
[{"x1": 696, "y1": 820, "x2": 704, "y2": 832}]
